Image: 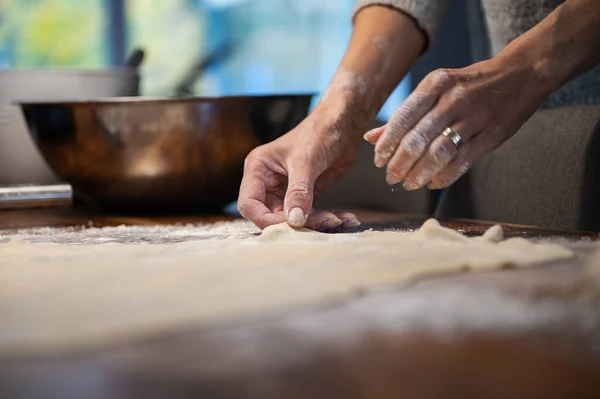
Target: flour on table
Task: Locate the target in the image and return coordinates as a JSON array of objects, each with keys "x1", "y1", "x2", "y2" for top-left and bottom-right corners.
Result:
[
  {"x1": 0, "y1": 219, "x2": 573, "y2": 358},
  {"x1": 0, "y1": 219, "x2": 261, "y2": 245}
]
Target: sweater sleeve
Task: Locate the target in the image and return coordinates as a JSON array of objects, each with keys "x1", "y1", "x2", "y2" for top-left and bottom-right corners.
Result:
[{"x1": 353, "y1": 0, "x2": 449, "y2": 51}]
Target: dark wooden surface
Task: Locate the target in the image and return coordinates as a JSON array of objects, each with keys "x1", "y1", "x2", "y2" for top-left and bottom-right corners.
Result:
[
  {"x1": 1, "y1": 207, "x2": 599, "y2": 399},
  {"x1": 0, "y1": 206, "x2": 597, "y2": 239}
]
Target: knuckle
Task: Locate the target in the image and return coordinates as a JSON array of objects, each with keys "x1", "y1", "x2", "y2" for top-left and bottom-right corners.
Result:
[
  {"x1": 417, "y1": 117, "x2": 436, "y2": 135},
  {"x1": 387, "y1": 163, "x2": 404, "y2": 177},
  {"x1": 389, "y1": 91, "x2": 434, "y2": 131},
  {"x1": 247, "y1": 147, "x2": 262, "y2": 158},
  {"x1": 400, "y1": 131, "x2": 428, "y2": 155},
  {"x1": 244, "y1": 149, "x2": 260, "y2": 168},
  {"x1": 389, "y1": 106, "x2": 412, "y2": 131},
  {"x1": 429, "y1": 140, "x2": 455, "y2": 165},
  {"x1": 287, "y1": 180, "x2": 311, "y2": 195},
  {"x1": 486, "y1": 124, "x2": 506, "y2": 149},
  {"x1": 430, "y1": 69, "x2": 448, "y2": 85},
  {"x1": 449, "y1": 84, "x2": 469, "y2": 105},
  {"x1": 429, "y1": 69, "x2": 455, "y2": 89},
  {"x1": 417, "y1": 114, "x2": 446, "y2": 137},
  {"x1": 376, "y1": 139, "x2": 398, "y2": 157}
]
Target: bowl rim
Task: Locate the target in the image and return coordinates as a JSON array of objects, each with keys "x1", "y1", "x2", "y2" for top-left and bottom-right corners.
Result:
[{"x1": 16, "y1": 93, "x2": 317, "y2": 106}]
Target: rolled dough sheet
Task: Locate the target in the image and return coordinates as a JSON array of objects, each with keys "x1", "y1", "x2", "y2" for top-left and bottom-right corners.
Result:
[{"x1": 0, "y1": 219, "x2": 572, "y2": 358}]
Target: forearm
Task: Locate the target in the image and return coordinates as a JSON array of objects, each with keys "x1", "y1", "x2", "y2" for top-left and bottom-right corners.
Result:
[
  {"x1": 498, "y1": 0, "x2": 600, "y2": 99},
  {"x1": 311, "y1": 6, "x2": 425, "y2": 137}
]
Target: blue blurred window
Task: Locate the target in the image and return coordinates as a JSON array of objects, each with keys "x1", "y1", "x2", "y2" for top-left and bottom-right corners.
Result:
[{"x1": 0, "y1": 0, "x2": 408, "y2": 117}]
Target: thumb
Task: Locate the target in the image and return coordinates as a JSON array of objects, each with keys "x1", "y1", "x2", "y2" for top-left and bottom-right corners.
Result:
[{"x1": 284, "y1": 166, "x2": 316, "y2": 228}]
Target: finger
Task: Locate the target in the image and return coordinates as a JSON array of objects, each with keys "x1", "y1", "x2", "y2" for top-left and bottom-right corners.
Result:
[
  {"x1": 403, "y1": 120, "x2": 481, "y2": 190},
  {"x1": 283, "y1": 161, "x2": 317, "y2": 228},
  {"x1": 304, "y1": 211, "x2": 343, "y2": 231},
  {"x1": 238, "y1": 199, "x2": 285, "y2": 229},
  {"x1": 373, "y1": 69, "x2": 456, "y2": 168},
  {"x1": 363, "y1": 125, "x2": 385, "y2": 145},
  {"x1": 384, "y1": 109, "x2": 452, "y2": 185},
  {"x1": 303, "y1": 210, "x2": 361, "y2": 232},
  {"x1": 332, "y1": 210, "x2": 361, "y2": 229},
  {"x1": 373, "y1": 92, "x2": 435, "y2": 167},
  {"x1": 385, "y1": 80, "x2": 478, "y2": 186},
  {"x1": 238, "y1": 173, "x2": 285, "y2": 229},
  {"x1": 428, "y1": 126, "x2": 503, "y2": 189}
]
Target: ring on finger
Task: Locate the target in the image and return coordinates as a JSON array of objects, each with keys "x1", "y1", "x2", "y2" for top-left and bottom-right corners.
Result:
[{"x1": 441, "y1": 126, "x2": 463, "y2": 149}]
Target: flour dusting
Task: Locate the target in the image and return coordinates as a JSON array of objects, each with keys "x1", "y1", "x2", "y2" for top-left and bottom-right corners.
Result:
[{"x1": 0, "y1": 219, "x2": 260, "y2": 245}]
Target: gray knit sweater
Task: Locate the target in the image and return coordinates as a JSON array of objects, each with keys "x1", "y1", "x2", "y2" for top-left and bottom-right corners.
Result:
[{"x1": 354, "y1": 0, "x2": 600, "y2": 108}]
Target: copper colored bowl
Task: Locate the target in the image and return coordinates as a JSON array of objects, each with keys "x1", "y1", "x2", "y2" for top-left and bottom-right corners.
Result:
[{"x1": 20, "y1": 95, "x2": 313, "y2": 212}]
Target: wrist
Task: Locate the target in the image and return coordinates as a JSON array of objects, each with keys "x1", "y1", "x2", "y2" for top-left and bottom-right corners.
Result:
[
  {"x1": 307, "y1": 100, "x2": 375, "y2": 143},
  {"x1": 496, "y1": 9, "x2": 578, "y2": 102},
  {"x1": 309, "y1": 72, "x2": 382, "y2": 139},
  {"x1": 522, "y1": 50, "x2": 567, "y2": 99},
  {"x1": 493, "y1": 45, "x2": 560, "y2": 105}
]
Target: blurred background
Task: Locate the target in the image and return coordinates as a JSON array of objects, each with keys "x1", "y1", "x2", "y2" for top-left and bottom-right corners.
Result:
[
  {"x1": 0, "y1": 0, "x2": 473, "y2": 213},
  {"x1": 0, "y1": 0, "x2": 410, "y2": 120}
]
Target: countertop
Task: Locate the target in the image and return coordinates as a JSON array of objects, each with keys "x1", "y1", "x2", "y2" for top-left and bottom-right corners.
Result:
[{"x1": 1, "y1": 206, "x2": 599, "y2": 399}]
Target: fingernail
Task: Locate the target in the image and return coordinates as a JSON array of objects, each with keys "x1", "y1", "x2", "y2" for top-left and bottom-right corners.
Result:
[
  {"x1": 322, "y1": 217, "x2": 343, "y2": 230},
  {"x1": 428, "y1": 182, "x2": 441, "y2": 190},
  {"x1": 287, "y1": 207, "x2": 306, "y2": 227},
  {"x1": 363, "y1": 128, "x2": 379, "y2": 143},
  {"x1": 386, "y1": 172, "x2": 402, "y2": 185},
  {"x1": 403, "y1": 179, "x2": 419, "y2": 191},
  {"x1": 341, "y1": 219, "x2": 361, "y2": 229}
]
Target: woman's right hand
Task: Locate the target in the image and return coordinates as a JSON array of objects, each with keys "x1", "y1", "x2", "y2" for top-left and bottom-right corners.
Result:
[
  {"x1": 238, "y1": 5, "x2": 426, "y2": 230},
  {"x1": 237, "y1": 113, "x2": 361, "y2": 231}
]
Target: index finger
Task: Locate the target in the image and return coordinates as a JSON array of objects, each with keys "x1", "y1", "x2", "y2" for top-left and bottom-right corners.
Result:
[
  {"x1": 374, "y1": 91, "x2": 435, "y2": 167},
  {"x1": 238, "y1": 170, "x2": 284, "y2": 229},
  {"x1": 374, "y1": 70, "x2": 455, "y2": 168}
]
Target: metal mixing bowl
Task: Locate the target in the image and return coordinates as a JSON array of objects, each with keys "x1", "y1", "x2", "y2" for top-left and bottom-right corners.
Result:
[
  {"x1": 19, "y1": 94, "x2": 313, "y2": 212},
  {"x1": 0, "y1": 68, "x2": 140, "y2": 185}
]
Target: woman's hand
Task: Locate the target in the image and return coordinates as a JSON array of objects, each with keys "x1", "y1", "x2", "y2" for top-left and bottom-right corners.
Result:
[
  {"x1": 364, "y1": 56, "x2": 549, "y2": 190},
  {"x1": 238, "y1": 115, "x2": 361, "y2": 231},
  {"x1": 238, "y1": 5, "x2": 427, "y2": 230}
]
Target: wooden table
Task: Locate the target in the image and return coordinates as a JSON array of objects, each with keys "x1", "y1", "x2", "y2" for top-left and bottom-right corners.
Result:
[{"x1": 1, "y1": 207, "x2": 600, "y2": 399}]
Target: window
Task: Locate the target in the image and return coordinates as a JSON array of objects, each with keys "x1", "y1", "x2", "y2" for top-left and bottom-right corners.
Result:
[
  {"x1": 0, "y1": 0, "x2": 408, "y2": 116},
  {"x1": 0, "y1": 0, "x2": 205, "y2": 95},
  {"x1": 126, "y1": 0, "x2": 204, "y2": 95},
  {"x1": 0, "y1": 0, "x2": 106, "y2": 67}
]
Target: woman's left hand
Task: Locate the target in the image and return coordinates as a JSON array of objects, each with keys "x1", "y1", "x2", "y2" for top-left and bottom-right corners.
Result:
[{"x1": 364, "y1": 55, "x2": 550, "y2": 190}]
